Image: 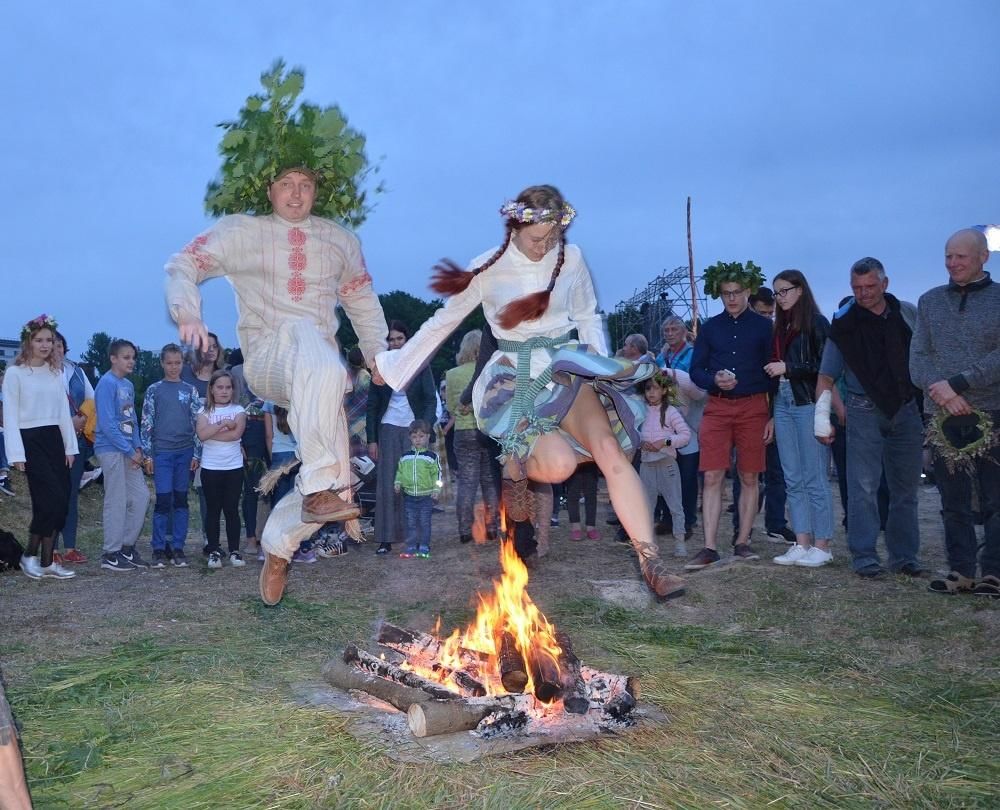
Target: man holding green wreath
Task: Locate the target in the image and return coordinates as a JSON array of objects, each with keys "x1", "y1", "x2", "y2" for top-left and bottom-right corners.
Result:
[{"x1": 911, "y1": 228, "x2": 1000, "y2": 598}]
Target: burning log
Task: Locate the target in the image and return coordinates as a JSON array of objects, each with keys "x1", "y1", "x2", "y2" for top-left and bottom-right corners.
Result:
[
  {"x1": 554, "y1": 631, "x2": 590, "y2": 715},
  {"x1": 526, "y1": 648, "x2": 562, "y2": 704},
  {"x1": 342, "y1": 644, "x2": 459, "y2": 701},
  {"x1": 495, "y1": 631, "x2": 529, "y2": 693},
  {"x1": 321, "y1": 658, "x2": 432, "y2": 713},
  {"x1": 407, "y1": 699, "x2": 506, "y2": 738},
  {"x1": 377, "y1": 623, "x2": 487, "y2": 697}
]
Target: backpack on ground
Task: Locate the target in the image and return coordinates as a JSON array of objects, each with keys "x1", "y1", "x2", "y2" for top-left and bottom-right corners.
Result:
[{"x1": 0, "y1": 530, "x2": 24, "y2": 572}]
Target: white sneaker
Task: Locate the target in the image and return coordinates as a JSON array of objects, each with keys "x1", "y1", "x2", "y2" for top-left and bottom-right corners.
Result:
[
  {"x1": 795, "y1": 546, "x2": 833, "y2": 567},
  {"x1": 228, "y1": 551, "x2": 246, "y2": 568},
  {"x1": 774, "y1": 544, "x2": 810, "y2": 566},
  {"x1": 207, "y1": 551, "x2": 223, "y2": 569},
  {"x1": 21, "y1": 555, "x2": 43, "y2": 579},
  {"x1": 40, "y1": 562, "x2": 76, "y2": 579}
]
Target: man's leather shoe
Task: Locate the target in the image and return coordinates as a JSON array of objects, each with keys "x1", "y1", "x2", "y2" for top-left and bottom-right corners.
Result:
[
  {"x1": 301, "y1": 489, "x2": 360, "y2": 524},
  {"x1": 260, "y1": 553, "x2": 290, "y2": 606}
]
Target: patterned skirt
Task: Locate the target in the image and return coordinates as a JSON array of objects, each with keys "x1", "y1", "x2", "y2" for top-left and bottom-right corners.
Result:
[{"x1": 472, "y1": 338, "x2": 655, "y2": 472}]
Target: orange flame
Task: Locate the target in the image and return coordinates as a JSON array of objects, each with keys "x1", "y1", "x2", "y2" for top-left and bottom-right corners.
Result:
[{"x1": 435, "y1": 537, "x2": 561, "y2": 695}]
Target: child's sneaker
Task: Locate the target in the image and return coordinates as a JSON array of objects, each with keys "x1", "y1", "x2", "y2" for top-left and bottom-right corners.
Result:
[
  {"x1": 171, "y1": 550, "x2": 189, "y2": 567},
  {"x1": 151, "y1": 550, "x2": 169, "y2": 568},
  {"x1": 399, "y1": 548, "x2": 418, "y2": 559},
  {"x1": 229, "y1": 551, "x2": 246, "y2": 568},
  {"x1": 40, "y1": 562, "x2": 76, "y2": 579},
  {"x1": 62, "y1": 548, "x2": 88, "y2": 564},
  {"x1": 20, "y1": 555, "x2": 43, "y2": 579},
  {"x1": 417, "y1": 547, "x2": 431, "y2": 559},
  {"x1": 257, "y1": 548, "x2": 266, "y2": 562},
  {"x1": 207, "y1": 551, "x2": 223, "y2": 569},
  {"x1": 292, "y1": 548, "x2": 317, "y2": 564}
]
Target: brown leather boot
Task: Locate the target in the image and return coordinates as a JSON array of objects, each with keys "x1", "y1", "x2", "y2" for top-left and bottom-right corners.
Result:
[
  {"x1": 259, "y1": 553, "x2": 290, "y2": 606},
  {"x1": 639, "y1": 555, "x2": 686, "y2": 600},
  {"x1": 502, "y1": 477, "x2": 534, "y2": 524},
  {"x1": 301, "y1": 489, "x2": 360, "y2": 524}
]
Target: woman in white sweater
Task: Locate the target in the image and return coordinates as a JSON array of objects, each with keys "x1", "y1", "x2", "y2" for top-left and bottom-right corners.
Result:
[
  {"x1": 373, "y1": 186, "x2": 685, "y2": 599},
  {"x1": 1, "y1": 315, "x2": 78, "y2": 579}
]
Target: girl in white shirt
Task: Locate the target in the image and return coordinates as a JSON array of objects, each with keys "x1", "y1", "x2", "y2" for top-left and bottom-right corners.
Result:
[
  {"x1": 1, "y1": 316, "x2": 78, "y2": 579},
  {"x1": 196, "y1": 370, "x2": 246, "y2": 569}
]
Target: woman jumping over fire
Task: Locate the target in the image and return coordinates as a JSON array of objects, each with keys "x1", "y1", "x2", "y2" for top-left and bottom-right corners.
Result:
[{"x1": 372, "y1": 185, "x2": 685, "y2": 599}]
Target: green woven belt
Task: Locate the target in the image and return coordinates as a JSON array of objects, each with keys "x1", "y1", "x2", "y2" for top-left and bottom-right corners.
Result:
[{"x1": 495, "y1": 332, "x2": 573, "y2": 423}]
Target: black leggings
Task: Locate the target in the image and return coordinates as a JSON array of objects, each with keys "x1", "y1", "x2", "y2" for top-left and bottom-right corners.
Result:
[{"x1": 201, "y1": 467, "x2": 243, "y2": 553}]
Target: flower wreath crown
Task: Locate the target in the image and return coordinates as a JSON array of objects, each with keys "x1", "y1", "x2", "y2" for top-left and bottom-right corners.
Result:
[
  {"x1": 500, "y1": 200, "x2": 577, "y2": 227},
  {"x1": 20, "y1": 313, "x2": 58, "y2": 342}
]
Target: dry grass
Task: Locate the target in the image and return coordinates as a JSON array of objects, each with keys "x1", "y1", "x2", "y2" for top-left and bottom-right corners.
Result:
[{"x1": 1, "y1": 468, "x2": 998, "y2": 808}]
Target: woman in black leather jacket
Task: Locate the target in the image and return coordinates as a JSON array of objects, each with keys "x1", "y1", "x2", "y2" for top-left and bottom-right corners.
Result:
[{"x1": 763, "y1": 270, "x2": 835, "y2": 568}]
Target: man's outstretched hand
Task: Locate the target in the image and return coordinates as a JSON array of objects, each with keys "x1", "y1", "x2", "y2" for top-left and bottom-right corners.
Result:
[{"x1": 178, "y1": 317, "x2": 209, "y2": 353}]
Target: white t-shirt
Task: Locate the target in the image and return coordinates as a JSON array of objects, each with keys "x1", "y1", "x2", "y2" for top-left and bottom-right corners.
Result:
[
  {"x1": 382, "y1": 389, "x2": 415, "y2": 428},
  {"x1": 200, "y1": 403, "x2": 245, "y2": 471}
]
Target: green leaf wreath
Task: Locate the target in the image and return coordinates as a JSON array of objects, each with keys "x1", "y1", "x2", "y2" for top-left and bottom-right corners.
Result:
[
  {"x1": 204, "y1": 59, "x2": 382, "y2": 227},
  {"x1": 701, "y1": 260, "x2": 765, "y2": 299},
  {"x1": 925, "y1": 408, "x2": 999, "y2": 475}
]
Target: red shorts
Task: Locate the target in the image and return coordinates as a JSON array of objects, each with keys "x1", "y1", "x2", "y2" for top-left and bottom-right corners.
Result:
[{"x1": 698, "y1": 393, "x2": 769, "y2": 474}]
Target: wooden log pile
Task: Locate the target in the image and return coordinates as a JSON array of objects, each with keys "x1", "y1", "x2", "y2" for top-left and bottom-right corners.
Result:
[{"x1": 322, "y1": 624, "x2": 639, "y2": 739}]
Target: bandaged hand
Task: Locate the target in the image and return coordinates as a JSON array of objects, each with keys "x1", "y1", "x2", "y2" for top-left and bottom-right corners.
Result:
[{"x1": 814, "y1": 389, "x2": 833, "y2": 438}]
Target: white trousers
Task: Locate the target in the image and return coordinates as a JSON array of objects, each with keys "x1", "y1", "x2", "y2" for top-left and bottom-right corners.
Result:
[
  {"x1": 245, "y1": 319, "x2": 351, "y2": 561},
  {"x1": 244, "y1": 318, "x2": 351, "y2": 496}
]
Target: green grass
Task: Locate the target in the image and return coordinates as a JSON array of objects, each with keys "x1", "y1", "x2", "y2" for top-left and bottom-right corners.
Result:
[
  {"x1": 2, "y1": 475, "x2": 998, "y2": 807},
  {"x1": 8, "y1": 591, "x2": 998, "y2": 809}
]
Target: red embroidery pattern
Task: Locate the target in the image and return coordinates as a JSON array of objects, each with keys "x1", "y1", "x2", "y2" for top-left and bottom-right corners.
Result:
[
  {"x1": 183, "y1": 234, "x2": 214, "y2": 277},
  {"x1": 287, "y1": 227, "x2": 307, "y2": 301},
  {"x1": 339, "y1": 270, "x2": 373, "y2": 298}
]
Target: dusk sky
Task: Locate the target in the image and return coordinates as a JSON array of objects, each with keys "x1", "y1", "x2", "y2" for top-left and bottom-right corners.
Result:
[{"x1": 4, "y1": 1, "x2": 997, "y2": 358}]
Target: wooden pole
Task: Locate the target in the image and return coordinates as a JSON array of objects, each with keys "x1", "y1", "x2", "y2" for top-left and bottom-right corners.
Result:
[{"x1": 687, "y1": 196, "x2": 699, "y2": 336}]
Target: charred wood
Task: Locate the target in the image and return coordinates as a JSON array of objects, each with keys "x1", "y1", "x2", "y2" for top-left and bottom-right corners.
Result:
[
  {"x1": 342, "y1": 644, "x2": 459, "y2": 701},
  {"x1": 495, "y1": 631, "x2": 529, "y2": 693},
  {"x1": 321, "y1": 658, "x2": 432, "y2": 712},
  {"x1": 554, "y1": 631, "x2": 590, "y2": 715}
]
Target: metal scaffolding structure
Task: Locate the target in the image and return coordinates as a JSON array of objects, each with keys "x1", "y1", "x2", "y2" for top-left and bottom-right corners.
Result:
[{"x1": 609, "y1": 266, "x2": 709, "y2": 352}]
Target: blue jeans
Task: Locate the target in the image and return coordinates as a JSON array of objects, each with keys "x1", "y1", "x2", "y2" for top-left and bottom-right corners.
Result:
[
  {"x1": 774, "y1": 382, "x2": 833, "y2": 540},
  {"x1": 403, "y1": 494, "x2": 433, "y2": 553},
  {"x1": 61, "y1": 437, "x2": 93, "y2": 549},
  {"x1": 846, "y1": 395, "x2": 922, "y2": 571},
  {"x1": 152, "y1": 448, "x2": 194, "y2": 551},
  {"x1": 933, "y1": 410, "x2": 1000, "y2": 579},
  {"x1": 269, "y1": 451, "x2": 297, "y2": 506},
  {"x1": 0, "y1": 430, "x2": 7, "y2": 470}
]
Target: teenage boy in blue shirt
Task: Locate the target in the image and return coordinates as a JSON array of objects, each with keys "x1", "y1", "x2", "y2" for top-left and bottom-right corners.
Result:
[{"x1": 95, "y1": 339, "x2": 150, "y2": 571}]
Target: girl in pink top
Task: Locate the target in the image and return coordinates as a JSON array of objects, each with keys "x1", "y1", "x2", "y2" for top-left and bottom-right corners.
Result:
[{"x1": 638, "y1": 373, "x2": 691, "y2": 557}]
